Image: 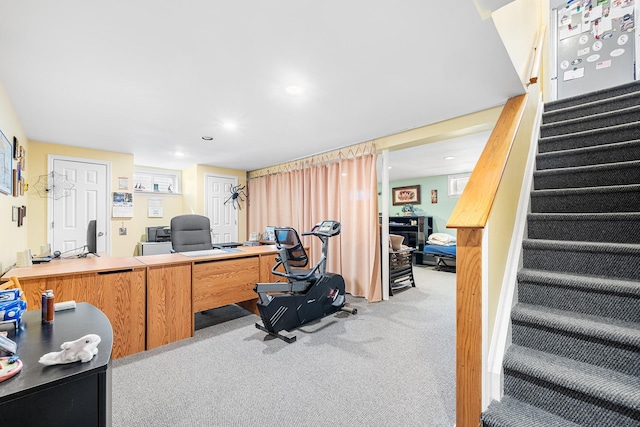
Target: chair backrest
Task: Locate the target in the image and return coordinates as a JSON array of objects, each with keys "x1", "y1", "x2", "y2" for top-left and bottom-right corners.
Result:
[
  {"x1": 274, "y1": 227, "x2": 308, "y2": 271},
  {"x1": 170, "y1": 214, "x2": 213, "y2": 252}
]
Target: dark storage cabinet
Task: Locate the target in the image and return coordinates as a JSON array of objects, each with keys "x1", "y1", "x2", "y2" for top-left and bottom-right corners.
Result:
[
  {"x1": 384, "y1": 215, "x2": 433, "y2": 264},
  {"x1": 0, "y1": 303, "x2": 113, "y2": 427}
]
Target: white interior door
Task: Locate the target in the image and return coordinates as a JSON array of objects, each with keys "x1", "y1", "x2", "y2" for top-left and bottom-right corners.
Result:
[
  {"x1": 50, "y1": 157, "x2": 109, "y2": 255},
  {"x1": 205, "y1": 174, "x2": 238, "y2": 243}
]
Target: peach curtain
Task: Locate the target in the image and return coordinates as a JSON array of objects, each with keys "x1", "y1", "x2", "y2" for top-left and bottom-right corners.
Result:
[{"x1": 248, "y1": 153, "x2": 381, "y2": 302}]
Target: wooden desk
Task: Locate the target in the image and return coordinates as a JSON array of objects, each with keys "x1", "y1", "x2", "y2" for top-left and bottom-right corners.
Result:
[
  {"x1": 3, "y1": 246, "x2": 289, "y2": 357},
  {"x1": 133, "y1": 246, "x2": 286, "y2": 350},
  {"x1": 3, "y1": 256, "x2": 146, "y2": 359},
  {"x1": 187, "y1": 246, "x2": 282, "y2": 315},
  {"x1": 0, "y1": 303, "x2": 113, "y2": 427}
]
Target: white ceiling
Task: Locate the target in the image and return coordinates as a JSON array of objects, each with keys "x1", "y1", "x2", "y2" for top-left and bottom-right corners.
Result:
[
  {"x1": 379, "y1": 131, "x2": 491, "y2": 182},
  {"x1": 0, "y1": 1, "x2": 523, "y2": 176}
]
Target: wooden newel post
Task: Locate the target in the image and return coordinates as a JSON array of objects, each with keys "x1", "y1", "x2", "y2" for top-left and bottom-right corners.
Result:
[{"x1": 456, "y1": 227, "x2": 483, "y2": 427}]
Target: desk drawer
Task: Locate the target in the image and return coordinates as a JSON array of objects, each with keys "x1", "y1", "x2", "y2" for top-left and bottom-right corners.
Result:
[{"x1": 192, "y1": 256, "x2": 259, "y2": 312}]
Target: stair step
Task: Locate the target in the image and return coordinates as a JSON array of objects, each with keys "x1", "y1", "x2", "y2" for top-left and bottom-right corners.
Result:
[
  {"x1": 536, "y1": 139, "x2": 640, "y2": 170},
  {"x1": 511, "y1": 303, "x2": 640, "y2": 376},
  {"x1": 544, "y1": 80, "x2": 640, "y2": 112},
  {"x1": 502, "y1": 345, "x2": 640, "y2": 426},
  {"x1": 543, "y1": 90, "x2": 640, "y2": 124},
  {"x1": 540, "y1": 105, "x2": 640, "y2": 138},
  {"x1": 482, "y1": 396, "x2": 581, "y2": 427},
  {"x1": 521, "y1": 239, "x2": 640, "y2": 281},
  {"x1": 517, "y1": 268, "x2": 640, "y2": 322},
  {"x1": 527, "y1": 213, "x2": 640, "y2": 244},
  {"x1": 533, "y1": 160, "x2": 640, "y2": 190},
  {"x1": 538, "y1": 121, "x2": 640, "y2": 154},
  {"x1": 530, "y1": 184, "x2": 640, "y2": 213}
]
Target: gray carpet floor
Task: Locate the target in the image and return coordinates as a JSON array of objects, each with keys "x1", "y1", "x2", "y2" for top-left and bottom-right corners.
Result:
[{"x1": 112, "y1": 265, "x2": 456, "y2": 427}]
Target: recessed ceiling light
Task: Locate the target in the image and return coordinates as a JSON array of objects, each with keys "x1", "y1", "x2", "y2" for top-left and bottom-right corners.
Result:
[
  {"x1": 444, "y1": 156, "x2": 456, "y2": 160},
  {"x1": 285, "y1": 85, "x2": 303, "y2": 96},
  {"x1": 174, "y1": 151, "x2": 185, "y2": 157},
  {"x1": 223, "y1": 122, "x2": 237, "y2": 130},
  {"x1": 202, "y1": 136, "x2": 213, "y2": 141}
]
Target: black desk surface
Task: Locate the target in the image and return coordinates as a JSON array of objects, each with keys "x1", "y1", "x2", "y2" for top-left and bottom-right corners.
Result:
[{"x1": 0, "y1": 302, "x2": 113, "y2": 400}]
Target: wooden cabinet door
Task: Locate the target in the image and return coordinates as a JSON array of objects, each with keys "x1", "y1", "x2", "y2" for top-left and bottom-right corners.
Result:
[
  {"x1": 93, "y1": 269, "x2": 146, "y2": 359},
  {"x1": 19, "y1": 273, "x2": 97, "y2": 310},
  {"x1": 19, "y1": 269, "x2": 145, "y2": 359},
  {"x1": 146, "y1": 263, "x2": 192, "y2": 350},
  {"x1": 192, "y1": 257, "x2": 259, "y2": 313}
]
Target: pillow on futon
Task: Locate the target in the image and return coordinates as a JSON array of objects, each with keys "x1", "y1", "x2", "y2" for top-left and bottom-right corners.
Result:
[{"x1": 428, "y1": 233, "x2": 456, "y2": 246}]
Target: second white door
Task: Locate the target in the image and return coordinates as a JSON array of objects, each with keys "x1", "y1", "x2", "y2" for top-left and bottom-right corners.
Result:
[
  {"x1": 205, "y1": 174, "x2": 238, "y2": 244},
  {"x1": 51, "y1": 157, "x2": 109, "y2": 255}
]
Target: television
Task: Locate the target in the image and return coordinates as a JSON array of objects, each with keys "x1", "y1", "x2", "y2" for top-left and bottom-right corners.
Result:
[{"x1": 85, "y1": 219, "x2": 100, "y2": 257}]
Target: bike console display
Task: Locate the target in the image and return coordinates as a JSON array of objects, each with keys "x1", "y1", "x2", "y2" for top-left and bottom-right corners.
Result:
[{"x1": 309, "y1": 220, "x2": 341, "y2": 237}]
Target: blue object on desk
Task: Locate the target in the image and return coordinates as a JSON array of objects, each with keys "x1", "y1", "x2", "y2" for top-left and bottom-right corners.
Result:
[{"x1": 0, "y1": 299, "x2": 27, "y2": 322}]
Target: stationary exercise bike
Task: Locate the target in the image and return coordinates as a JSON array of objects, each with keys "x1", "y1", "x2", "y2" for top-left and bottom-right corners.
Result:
[{"x1": 254, "y1": 220, "x2": 356, "y2": 343}]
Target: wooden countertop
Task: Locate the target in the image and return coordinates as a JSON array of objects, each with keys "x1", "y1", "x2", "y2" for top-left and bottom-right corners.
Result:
[
  {"x1": 2, "y1": 246, "x2": 283, "y2": 279},
  {"x1": 135, "y1": 245, "x2": 281, "y2": 266},
  {"x1": 2, "y1": 255, "x2": 146, "y2": 280}
]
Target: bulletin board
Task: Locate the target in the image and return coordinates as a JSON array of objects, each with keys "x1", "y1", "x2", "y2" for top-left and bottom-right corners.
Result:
[{"x1": 555, "y1": 0, "x2": 636, "y2": 99}]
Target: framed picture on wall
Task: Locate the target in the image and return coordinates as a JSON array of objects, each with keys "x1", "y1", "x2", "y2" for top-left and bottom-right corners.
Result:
[
  {"x1": 392, "y1": 185, "x2": 421, "y2": 205},
  {"x1": 13, "y1": 136, "x2": 20, "y2": 159},
  {"x1": 0, "y1": 130, "x2": 13, "y2": 195}
]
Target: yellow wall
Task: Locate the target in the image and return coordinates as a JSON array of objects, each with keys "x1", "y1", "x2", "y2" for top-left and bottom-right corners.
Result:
[
  {"x1": 0, "y1": 82, "x2": 30, "y2": 274},
  {"x1": 130, "y1": 167, "x2": 185, "y2": 255},
  {"x1": 26, "y1": 142, "x2": 249, "y2": 257},
  {"x1": 483, "y1": 0, "x2": 544, "y2": 340},
  {"x1": 374, "y1": 105, "x2": 502, "y2": 153},
  {"x1": 181, "y1": 165, "x2": 198, "y2": 214},
  {"x1": 487, "y1": 84, "x2": 540, "y2": 337},
  {"x1": 492, "y1": 0, "x2": 542, "y2": 85},
  {"x1": 189, "y1": 164, "x2": 248, "y2": 242},
  {"x1": 28, "y1": 141, "x2": 140, "y2": 257}
]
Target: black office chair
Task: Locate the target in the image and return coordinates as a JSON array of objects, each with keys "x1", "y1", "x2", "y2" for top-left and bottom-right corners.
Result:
[
  {"x1": 170, "y1": 214, "x2": 213, "y2": 252},
  {"x1": 273, "y1": 227, "x2": 315, "y2": 283}
]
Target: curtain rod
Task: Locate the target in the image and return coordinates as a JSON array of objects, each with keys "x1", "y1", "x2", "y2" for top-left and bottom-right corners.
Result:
[{"x1": 248, "y1": 141, "x2": 376, "y2": 179}]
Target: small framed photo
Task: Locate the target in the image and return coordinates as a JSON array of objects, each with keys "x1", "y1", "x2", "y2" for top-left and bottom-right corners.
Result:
[
  {"x1": 392, "y1": 185, "x2": 421, "y2": 205},
  {"x1": 264, "y1": 226, "x2": 275, "y2": 242},
  {"x1": 13, "y1": 136, "x2": 19, "y2": 160}
]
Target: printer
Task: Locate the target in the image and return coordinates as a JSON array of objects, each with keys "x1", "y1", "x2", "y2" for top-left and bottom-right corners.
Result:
[{"x1": 146, "y1": 226, "x2": 171, "y2": 242}]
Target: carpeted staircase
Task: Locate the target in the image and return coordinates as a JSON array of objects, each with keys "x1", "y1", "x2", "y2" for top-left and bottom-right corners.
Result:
[{"x1": 481, "y1": 82, "x2": 640, "y2": 427}]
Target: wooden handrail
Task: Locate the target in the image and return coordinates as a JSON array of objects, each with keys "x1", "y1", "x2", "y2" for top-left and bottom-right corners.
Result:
[
  {"x1": 529, "y1": 26, "x2": 546, "y2": 85},
  {"x1": 447, "y1": 93, "x2": 528, "y2": 229},
  {"x1": 448, "y1": 92, "x2": 529, "y2": 427}
]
